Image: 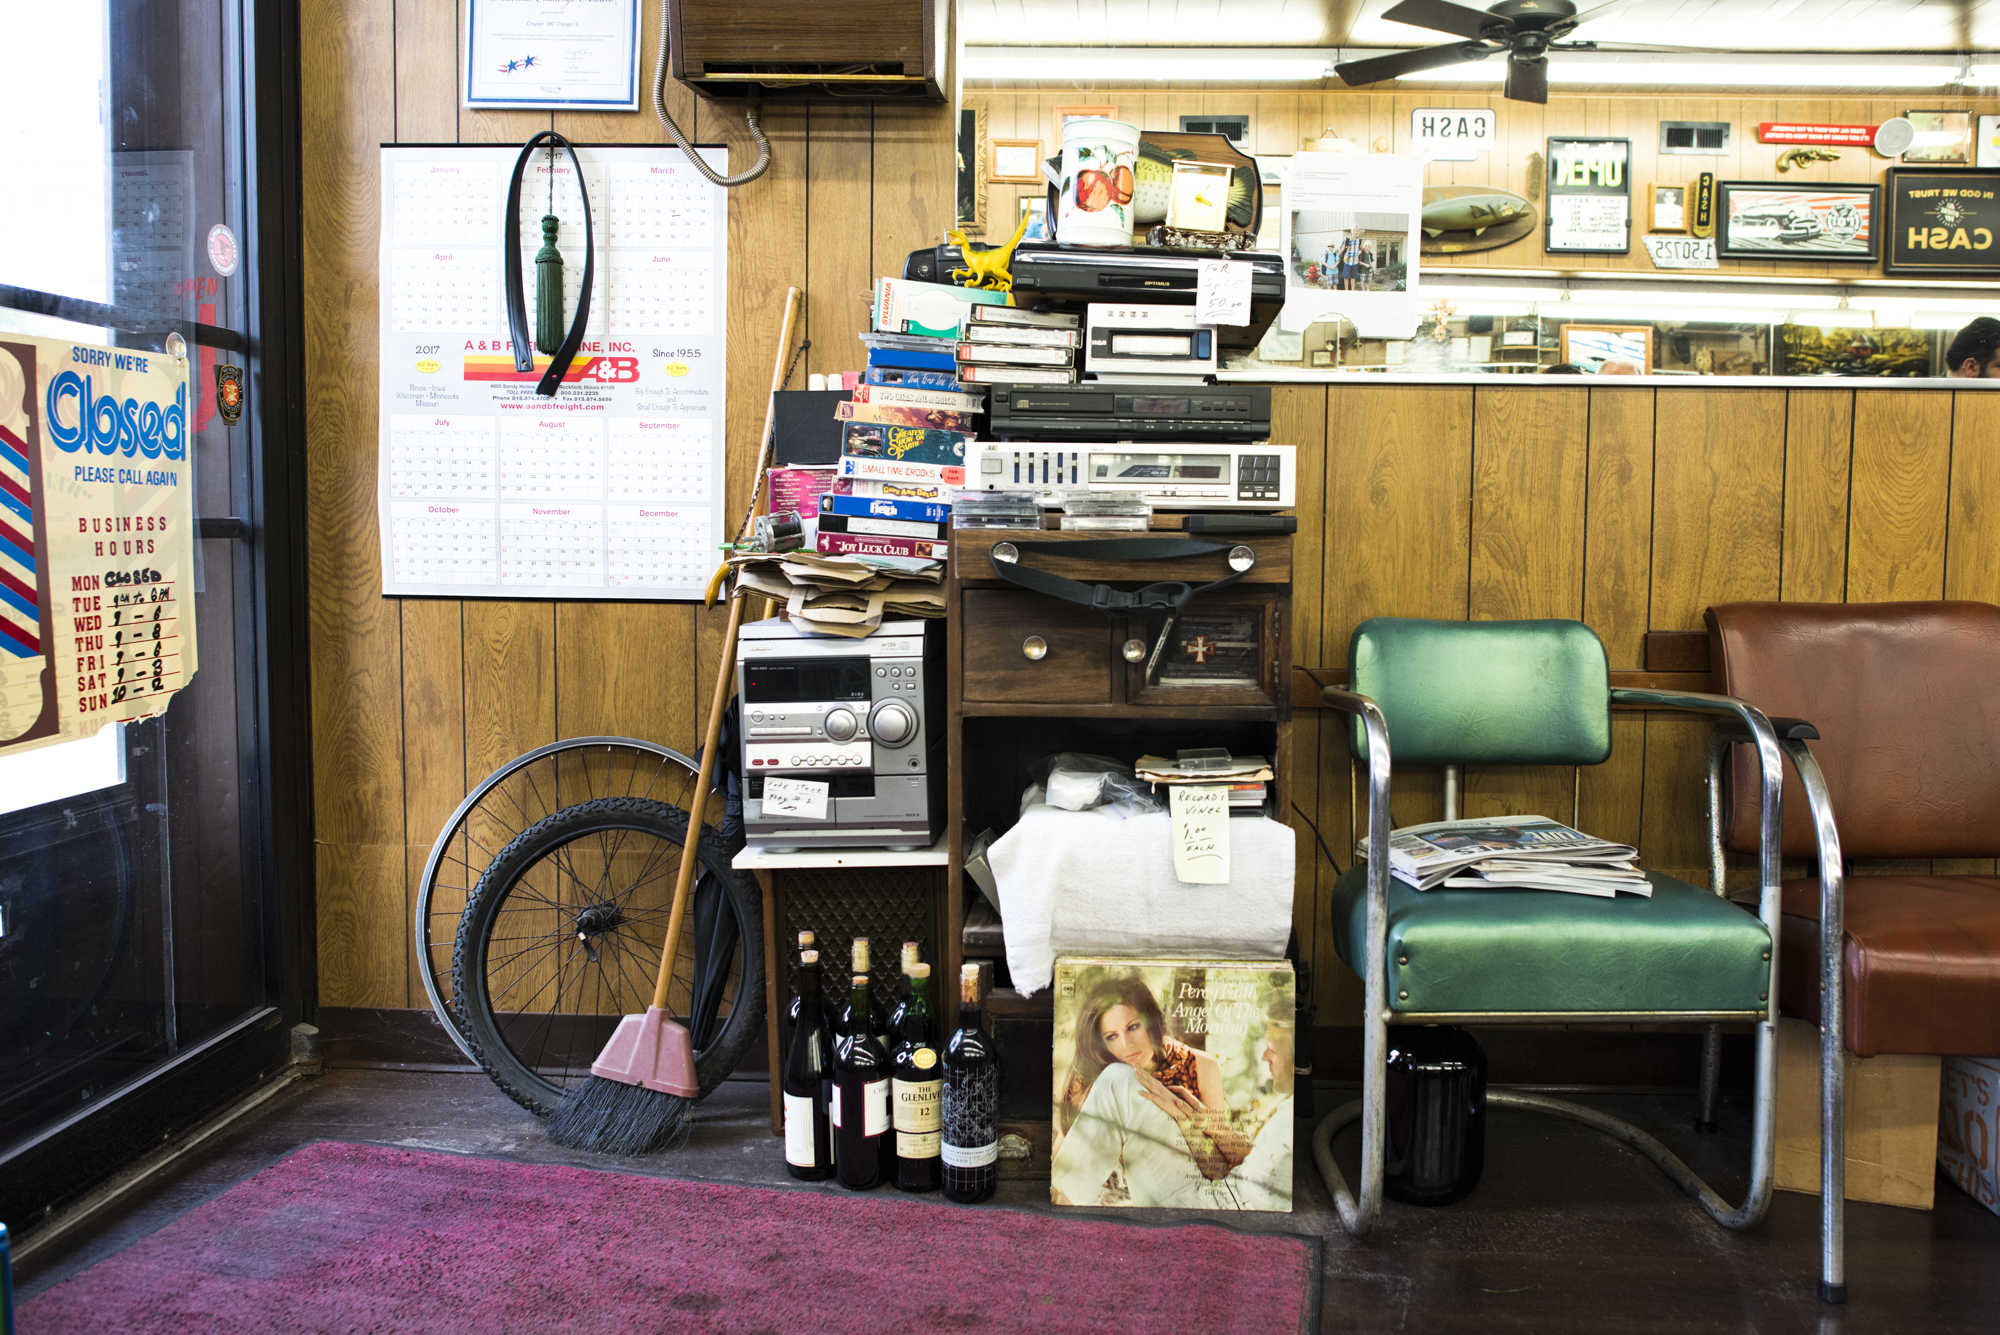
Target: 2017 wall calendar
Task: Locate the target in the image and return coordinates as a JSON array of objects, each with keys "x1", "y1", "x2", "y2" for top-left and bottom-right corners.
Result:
[{"x1": 377, "y1": 143, "x2": 728, "y2": 601}]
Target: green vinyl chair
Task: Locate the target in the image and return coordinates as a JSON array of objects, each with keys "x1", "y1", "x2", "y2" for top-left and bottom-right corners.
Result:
[{"x1": 1312, "y1": 616, "x2": 1850, "y2": 1304}]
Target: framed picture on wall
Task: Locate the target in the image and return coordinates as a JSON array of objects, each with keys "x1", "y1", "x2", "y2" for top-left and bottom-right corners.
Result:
[
  {"x1": 1716, "y1": 181, "x2": 1882, "y2": 262},
  {"x1": 956, "y1": 107, "x2": 987, "y2": 234},
  {"x1": 1545, "y1": 137, "x2": 1632, "y2": 254},
  {"x1": 1053, "y1": 104, "x2": 1119, "y2": 149},
  {"x1": 1650, "y1": 184, "x2": 1687, "y2": 232},
  {"x1": 989, "y1": 138, "x2": 1043, "y2": 184},
  {"x1": 1903, "y1": 110, "x2": 1974, "y2": 166},
  {"x1": 1559, "y1": 324, "x2": 1653, "y2": 374},
  {"x1": 1980, "y1": 115, "x2": 2000, "y2": 169},
  {"x1": 1019, "y1": 194, "x2": 1048, "y2": 241},
  {"x1": 1884, "y1": 168, "x2": 2000, "y2": 276}
]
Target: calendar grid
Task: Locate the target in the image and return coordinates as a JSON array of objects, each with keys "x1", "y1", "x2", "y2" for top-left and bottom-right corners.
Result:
[{"x1": 377, "y1": 144, "x2": 728, "y2": 601}]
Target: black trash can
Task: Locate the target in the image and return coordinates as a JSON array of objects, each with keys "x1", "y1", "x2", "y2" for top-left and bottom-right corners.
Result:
[{"x1": 1384, "y1": 1025, "x2": 1486, "y2": 1206}]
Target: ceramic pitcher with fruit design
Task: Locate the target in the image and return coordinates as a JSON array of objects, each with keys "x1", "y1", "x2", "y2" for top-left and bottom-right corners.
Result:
[{"x1": 1043, "y1": 117, "x2": 1140, "y2": 247}]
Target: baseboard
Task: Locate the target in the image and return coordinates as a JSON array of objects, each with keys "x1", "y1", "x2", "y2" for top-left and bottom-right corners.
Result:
[{"x1": 316, "y1": 1007, "x2": 771, "y2": 1081}]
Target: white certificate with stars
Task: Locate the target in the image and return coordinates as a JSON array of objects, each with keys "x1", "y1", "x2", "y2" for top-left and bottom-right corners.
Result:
[
  {"x1": 377, "y1": 143, "x2": 727, "y2": 600},
  {"x1": 464, "y1": 0, "x2": 641, "y2": 110}
]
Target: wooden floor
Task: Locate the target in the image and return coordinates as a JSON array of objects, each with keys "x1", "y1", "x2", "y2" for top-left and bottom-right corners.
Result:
[{"x1": 17, "y1": 1066, "x2": 2000, "y2": 1332}]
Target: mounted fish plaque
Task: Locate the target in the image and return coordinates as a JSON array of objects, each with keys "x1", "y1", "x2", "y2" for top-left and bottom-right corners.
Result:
[{"x1": 1419, "y1": 185, "x2": 1536, "y2": 255}]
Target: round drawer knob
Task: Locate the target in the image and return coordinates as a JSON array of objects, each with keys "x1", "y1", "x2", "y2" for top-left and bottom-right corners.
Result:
[
  {"x1": 992, "y1": 542, "x2": 1020, "y2": 565},
  {"x1": 1122, "y1": 638, "x2": 1147, "y2": 663},
  {"x1": 1022, "y1": 636, "x2": 1048, "y2": 661},
  {"x1": 1228, "y1": 544, "x2": 1257, "y2": 572}
]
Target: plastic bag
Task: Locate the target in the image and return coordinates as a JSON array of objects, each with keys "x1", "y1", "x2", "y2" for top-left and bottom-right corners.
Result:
[{"x1": 1030, "y1": 753, "x2": 1165, "y2": 817}]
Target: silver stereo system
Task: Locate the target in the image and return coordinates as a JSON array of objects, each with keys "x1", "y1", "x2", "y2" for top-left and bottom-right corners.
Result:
[
  {"x1": 1084, "y1": 303, "x2": 1218, "y2": 381},
  {"x1": 738, "y1": 617, "x2": 942, "y2": 851},
  {"x1": 969, "y1": 441, "x2": 1295, "y2": 511}
]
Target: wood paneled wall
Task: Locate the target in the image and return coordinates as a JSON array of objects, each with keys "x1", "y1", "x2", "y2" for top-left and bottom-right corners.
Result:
[
  {"x1": 1280, "y1": 382, "x2": 2000, "y2": 1019},
  {"x1": 967, "y1": 89, "x2": 2000, "y2": 280},
  {"x1": 301, "y1": 0, "x2": 952, "y2": 1008}
]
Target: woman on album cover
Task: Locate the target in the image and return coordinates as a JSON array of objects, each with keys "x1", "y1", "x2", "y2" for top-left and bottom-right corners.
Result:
[{"x1": 1050, "y1": 976, "x2": 1253, "y2": 1205}]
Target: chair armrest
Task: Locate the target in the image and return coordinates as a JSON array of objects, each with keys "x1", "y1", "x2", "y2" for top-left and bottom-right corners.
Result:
[{"x1": 1714, "y1": 716, "x2": 1819, "y2": 743}]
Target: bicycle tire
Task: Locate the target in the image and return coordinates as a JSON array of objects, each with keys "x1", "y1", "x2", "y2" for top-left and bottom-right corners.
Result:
[
  {"x1": 415, "y1": 737, "x2": 707, "y2": 1063},
  {"x1": 452, "y1": 795, "x2": 762, "y2": 1117}
]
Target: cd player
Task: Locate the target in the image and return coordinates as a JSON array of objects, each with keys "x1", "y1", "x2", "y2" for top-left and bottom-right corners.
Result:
[{"x1": 987, "y1": 381, "x2": 1270, "y2": 442}]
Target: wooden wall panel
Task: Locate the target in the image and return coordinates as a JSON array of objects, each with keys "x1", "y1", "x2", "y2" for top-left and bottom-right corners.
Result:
[
  {"x1": 1781, "y1": 392, "x2": 1854, "y2": 603},
  {"x1": 1847, "y1": 393, "x2": 1954, "y2": 602},
  {"x1": 1947, "y1": 394, "x2": 2000, "y2": 605}
]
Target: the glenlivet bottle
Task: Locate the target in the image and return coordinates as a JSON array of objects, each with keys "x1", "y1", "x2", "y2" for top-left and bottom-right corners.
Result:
[
  {"x1": 833, "y1": 972, "x2": 890, "y2": 1190},
  {"x1": 891, "y1": 962, "x2": 943, "y2": 1193},
  {"x1": 782, "y1": 949, "x2": 834, "y2": 1181},
  {"x1": 942, "y1": 962, "x2": 1000, "y2": 1203}
]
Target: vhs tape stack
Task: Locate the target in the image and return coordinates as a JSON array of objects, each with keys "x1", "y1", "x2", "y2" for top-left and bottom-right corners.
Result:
[{"x1": 956, "y1": 306, "x2": 1080, "y2": 386}]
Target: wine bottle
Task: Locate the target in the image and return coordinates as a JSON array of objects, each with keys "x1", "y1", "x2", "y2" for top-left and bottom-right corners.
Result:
[
  {"x1": 942, "y1": 962, "x2": 1000, "y2": 1203},
  {"x1": 832, "y1": 937, "x2": 888, "y2": 1042},
  {"x1": 833, "y1": 972, "x2": 891, "y2": 1190},
  {"x1": 891, "y1": 962, "x2": 942, "y2": 1193},
  {"x1": 885, "y1": 940, "x2": 922, "y2": 1037},
  {"x1": 785, "y1": 930, "x2": 818, "y2": 1051},
  {"x1": 782, "y1": 949, "x2": 834, "y2": 1181}
]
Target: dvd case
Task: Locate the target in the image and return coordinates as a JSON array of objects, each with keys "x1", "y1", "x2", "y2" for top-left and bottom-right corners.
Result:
[{"x1": 1050, "y1": 958, "x2": 1295, "y2": 1212}]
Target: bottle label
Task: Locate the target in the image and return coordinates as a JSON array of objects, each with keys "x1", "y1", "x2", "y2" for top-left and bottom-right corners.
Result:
[
  {"x1": 893, "y1": 1076, "x2": 942, "y2": 1133},
  {"x1": 783, "y1": 1093, "x2": 820, "y2": 1167},
  {"x1": 898, "y1": 1130, "x2": 943, "y2": 1157},
  {"x1": 942, "y1": 1138, "x2": 999, "y2": 1168},
  {"x1": 911, "y1": 1047, "x2": 938, "y2": 1070},
  {"x1": 863, "y1": 1078, "x2": 889, "y2": 1136}
]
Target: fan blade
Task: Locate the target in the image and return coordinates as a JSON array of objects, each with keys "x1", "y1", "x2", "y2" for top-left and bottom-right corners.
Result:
[
  {"x1": 1336, "y1": 41, "x2": 1491, "y2": 87},
  {"x1": 1504, "y1": 54, "x2": 1549, "y2": 103},
  {"x1": 1382, "y1": 0, "x2": 1501, "y2": 41}
]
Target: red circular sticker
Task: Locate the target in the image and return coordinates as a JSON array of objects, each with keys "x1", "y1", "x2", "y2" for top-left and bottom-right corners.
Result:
[{"x1": 207, "y1": 223, "x2": 239, "y2": 278}]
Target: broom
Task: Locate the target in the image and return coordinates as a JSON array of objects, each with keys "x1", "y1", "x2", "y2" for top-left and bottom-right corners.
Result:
[{"x1": 545, "y1": 287, "x2": 802, "y2": 1154}]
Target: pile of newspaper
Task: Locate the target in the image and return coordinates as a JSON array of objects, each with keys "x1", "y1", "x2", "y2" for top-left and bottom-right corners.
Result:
[
  {"x1": 729, "y1": 548, "x2": 943, "y2": 638},
  {"x1": 1358, "y1": 815, "x2": 1650, "y2": 897}
]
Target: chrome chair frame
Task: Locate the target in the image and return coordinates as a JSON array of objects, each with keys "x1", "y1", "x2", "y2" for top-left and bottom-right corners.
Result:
[{"x1": 1311, "y1": 684, "x2": 1849, "y2": 1304}]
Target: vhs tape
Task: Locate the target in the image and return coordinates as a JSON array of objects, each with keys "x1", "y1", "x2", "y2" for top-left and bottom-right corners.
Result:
[
  {"x1": 817, "y1": 529, "x2": 948, "y2": 561},
  {"x1": 820, "y1": 493, "x2": 953, "y2": 526},
  {"x1": 841, "y1": 421, "x2": 970, "y2": 467}
]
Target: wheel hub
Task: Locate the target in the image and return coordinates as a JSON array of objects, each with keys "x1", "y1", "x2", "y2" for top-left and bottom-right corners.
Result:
[{"x1": 574, "y1": 903, "x2": 625, "y2": 939}]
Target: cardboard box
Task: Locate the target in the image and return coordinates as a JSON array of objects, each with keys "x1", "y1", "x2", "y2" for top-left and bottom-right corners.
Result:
[
  {"x1": 1938, "y1": 1055, "x2": 2000, "y2": 1216},
  {"x1": 1775, "y1": 1016, "x2": 1941, "y2": 1210}
]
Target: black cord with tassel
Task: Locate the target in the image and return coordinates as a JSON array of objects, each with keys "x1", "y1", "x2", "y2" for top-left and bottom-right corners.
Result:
[{"x1": 534, "y1": 150, "x2": 565, "y2": 355}]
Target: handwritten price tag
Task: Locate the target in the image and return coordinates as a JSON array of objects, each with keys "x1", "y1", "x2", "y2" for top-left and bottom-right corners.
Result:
[
  {"x1": 761, "y1": 776, "x2": 829, "y2": 821},
  {"x1": 1195, "y1": 259, "x2": 1252, "y2": 327},
  {"x1": 1169, "y1": 784, "x2": 1231, "y2": 884}
]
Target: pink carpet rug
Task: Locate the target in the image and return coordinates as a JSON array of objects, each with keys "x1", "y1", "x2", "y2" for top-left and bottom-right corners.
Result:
[{"x1": 22, "y1": 1141, "x2": 1319, "y2": 1334}]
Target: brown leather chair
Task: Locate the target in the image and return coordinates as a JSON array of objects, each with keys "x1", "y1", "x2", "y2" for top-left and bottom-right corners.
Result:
[{"x1": 1707, "y1": 600, "x2": 2000, "y2": 1060}]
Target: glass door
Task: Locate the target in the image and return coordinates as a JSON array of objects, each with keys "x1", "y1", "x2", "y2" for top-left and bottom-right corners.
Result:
[{"x1": 0, "y1": 0, "x2": 307, "y2": 1229}]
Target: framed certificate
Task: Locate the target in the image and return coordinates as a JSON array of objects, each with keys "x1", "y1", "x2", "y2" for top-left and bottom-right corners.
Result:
[{"x1": 465, "y1": 0, "x2": 642, "y2": 110}]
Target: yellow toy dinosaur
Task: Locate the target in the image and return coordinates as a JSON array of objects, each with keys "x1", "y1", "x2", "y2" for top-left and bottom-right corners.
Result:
[{"x1": 946, "y1": 212, "x2": 1032, "y2": 292}]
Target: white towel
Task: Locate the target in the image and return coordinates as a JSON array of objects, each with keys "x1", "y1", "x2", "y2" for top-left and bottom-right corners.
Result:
[{"x1": 989, "y1": 800, "x2": 1295, "y2": 995}]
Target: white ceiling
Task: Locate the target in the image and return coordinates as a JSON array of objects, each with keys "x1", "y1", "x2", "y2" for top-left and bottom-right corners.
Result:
[{"x1": 959, "y1": 0, "x2": 2000, "y2": 53}]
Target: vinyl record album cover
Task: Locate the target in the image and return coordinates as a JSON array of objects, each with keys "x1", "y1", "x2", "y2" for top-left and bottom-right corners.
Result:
[{"x1": 1050, "y1": 958, "x2": 1295, "y2": 1212}]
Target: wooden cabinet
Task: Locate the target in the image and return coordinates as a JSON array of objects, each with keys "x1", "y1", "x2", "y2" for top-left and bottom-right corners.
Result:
[{"x1": 961, "y1": 592, "x2": 1113, "y2": 705}]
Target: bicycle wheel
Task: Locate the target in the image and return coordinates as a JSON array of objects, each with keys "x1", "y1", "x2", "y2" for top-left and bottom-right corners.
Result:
[
  {"x1": 416, "y1": 737, "x2": 712, "y2": 1062},
  {"x1": 451, "y1": 795, "x2": 763, "y2": 1117}
]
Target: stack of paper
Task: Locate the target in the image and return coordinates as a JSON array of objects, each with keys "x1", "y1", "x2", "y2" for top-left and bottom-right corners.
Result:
[
  {"x1": 1134, "y1": 753, "x2": 1274, "y2": 784},
  {"x1": 730, "y1": 549, "x2": 944, "y2": 638},
  {"x1": 1357, "y1": 815, "x2": 1649, "y2": 898}
]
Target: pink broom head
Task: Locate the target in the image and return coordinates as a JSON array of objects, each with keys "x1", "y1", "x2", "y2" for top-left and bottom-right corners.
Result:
[{"x1": 590, "y1": 1006, "x2": 698, "y2": 1097}]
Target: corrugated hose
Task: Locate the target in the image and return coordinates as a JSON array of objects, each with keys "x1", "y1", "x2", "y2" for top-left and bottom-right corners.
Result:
[{"x1": 653, "y1": 0, "x2": 771, "y2": 187}]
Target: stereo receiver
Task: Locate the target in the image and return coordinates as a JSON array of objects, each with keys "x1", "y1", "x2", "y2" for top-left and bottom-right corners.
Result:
[
  {"x1": 738, "y1": 618, "x2": 942, "y2": 851},
  {"x1": 970, "y1": 442, "x2": 1294, "y2": 511},
  {"x1": 987, "y1": 381, "x2": 1270, "y2": 442}
]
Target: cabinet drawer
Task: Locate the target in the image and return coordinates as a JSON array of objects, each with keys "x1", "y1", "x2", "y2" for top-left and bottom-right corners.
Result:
[{"x1": 962, "y1": 591, "x2": 1111, "y2": 704}]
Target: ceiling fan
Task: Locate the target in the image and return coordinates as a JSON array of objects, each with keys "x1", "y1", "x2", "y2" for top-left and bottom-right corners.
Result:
[{"x1": 1335, "y1": 0, "x2": 1636, "y2": 104}]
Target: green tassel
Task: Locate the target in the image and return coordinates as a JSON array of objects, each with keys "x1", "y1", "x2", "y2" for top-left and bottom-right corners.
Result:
[{"x1": 534, "y1": 213, "x2": 564, "y2": 355}]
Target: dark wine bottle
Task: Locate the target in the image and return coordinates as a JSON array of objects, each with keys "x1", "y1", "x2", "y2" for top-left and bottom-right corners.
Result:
[
  {"x1": 782, "y1": 949, "x2": 834, "y2": 1181},
  {"x1": 785, "y1": 930, "x2": 816, "y2": 1032},
  {"x1": 831, "y1": 937, "x2": 888, "y2": 1042},
  {"x1": 833, "y1": 972, "x2": 890, "y2": 1190},
  {"x1": 891, "y1": 962, "x2": 942, "y2": 1193},
  {"x1": 885, "y1": 940, "x2": 921, "y2": 1037},
  {"x1": 942, "y1": 962, "x2": 999, "y2": 1204}
]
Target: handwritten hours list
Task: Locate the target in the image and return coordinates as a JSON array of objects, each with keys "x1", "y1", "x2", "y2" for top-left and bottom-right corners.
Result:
[{"x1": 376, "y1": 144, "x2": 729, "y2": 600}]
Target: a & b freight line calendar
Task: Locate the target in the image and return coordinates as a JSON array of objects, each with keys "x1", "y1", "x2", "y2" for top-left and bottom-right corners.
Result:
[{"x1": 376, "y1": 143, "x2": 728, "y2": 600}]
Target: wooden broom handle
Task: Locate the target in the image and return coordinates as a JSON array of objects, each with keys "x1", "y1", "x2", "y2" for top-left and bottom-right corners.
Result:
[{"x1": 650, "y1": 287, "x2": 801, "y2": 1011}]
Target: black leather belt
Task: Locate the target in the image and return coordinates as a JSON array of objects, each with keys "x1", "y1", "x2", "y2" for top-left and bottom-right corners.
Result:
[
  {"x1": 503, "y1": 132, "x2": 595, "y2": 397},
  {"x1": 987, "y1": 536, "x2": 1251, "y2": 615}
]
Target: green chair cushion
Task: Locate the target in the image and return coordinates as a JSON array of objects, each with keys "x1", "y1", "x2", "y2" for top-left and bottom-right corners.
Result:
[
  {"x1": 1330, "y1": 866, "x2": 1772, "y2": 1015},
  {"x1": 1348, "y1": 617, "x2": 1613, "y2": 765}
]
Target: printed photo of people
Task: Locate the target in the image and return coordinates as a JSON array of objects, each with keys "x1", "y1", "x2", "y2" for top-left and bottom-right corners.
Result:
[
  {"x1": 1049, "y1": 959, "x2": 1295, "y2": 1212},
  {"x1": 1289, "y1": 210, "x2": 1409, "y2": 293}
]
